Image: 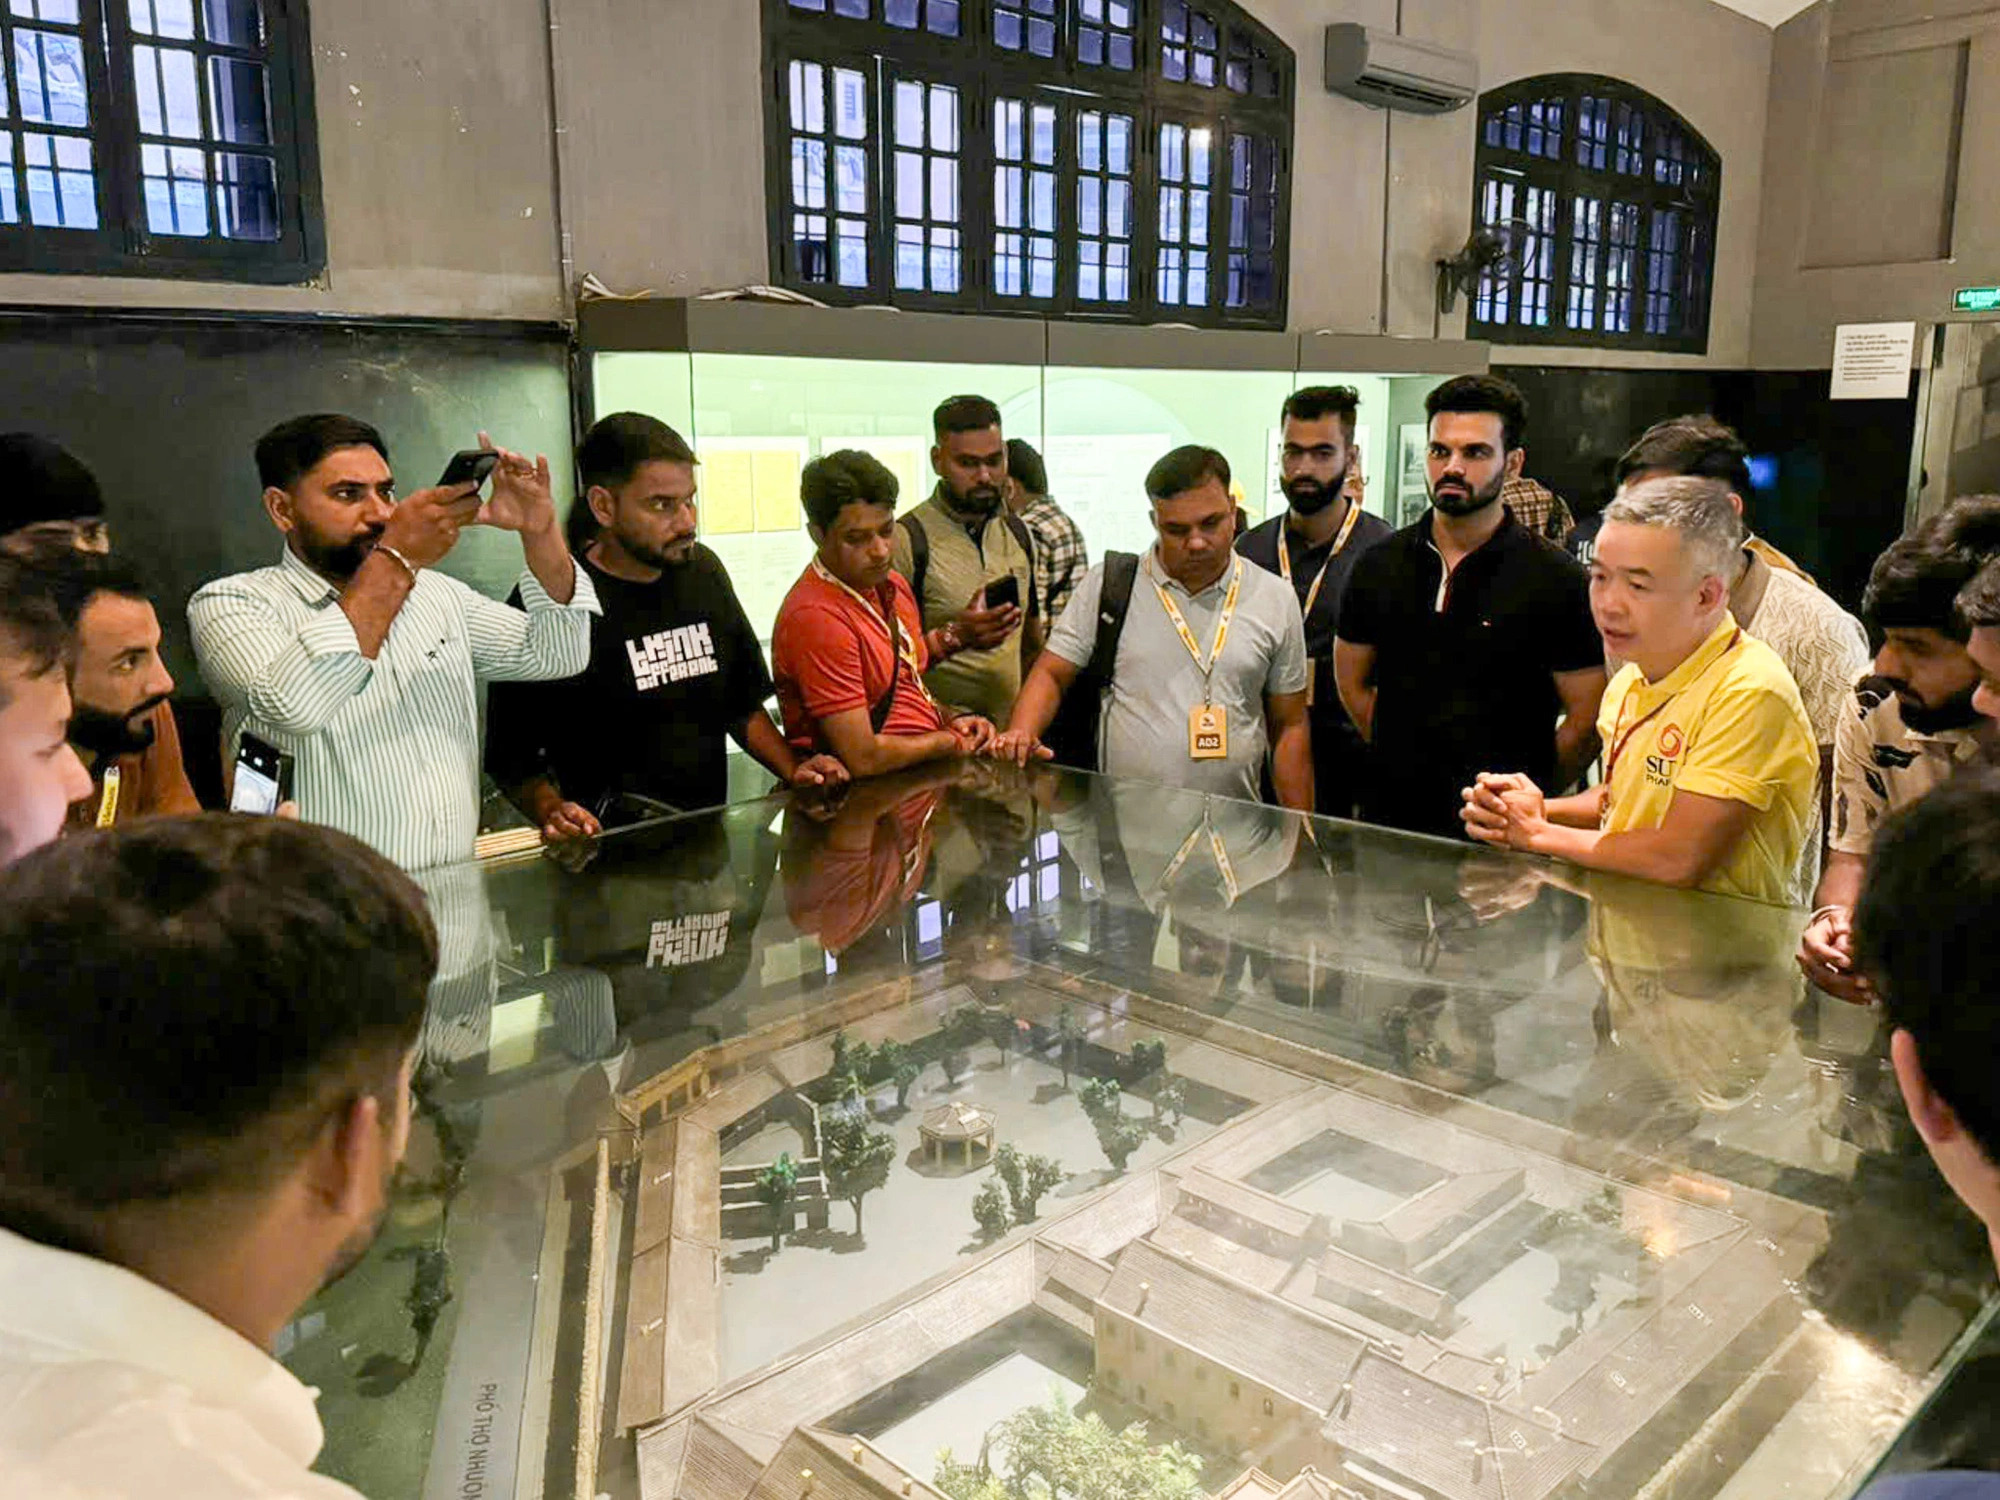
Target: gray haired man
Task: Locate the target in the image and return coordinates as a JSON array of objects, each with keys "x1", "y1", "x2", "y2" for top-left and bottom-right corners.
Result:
[{"x1": 1464, "y1": 477, "x2": 1819, "y2": 906}]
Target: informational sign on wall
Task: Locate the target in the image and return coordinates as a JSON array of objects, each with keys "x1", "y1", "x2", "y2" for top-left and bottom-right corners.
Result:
[{"x1": 1831, "y1": 322, "x2": 1918, "y2": 400}]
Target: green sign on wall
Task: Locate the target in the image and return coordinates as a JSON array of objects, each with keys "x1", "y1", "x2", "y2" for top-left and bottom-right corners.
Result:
[{"x1": 1955, "y1": 286, "x2": 2000, "y2": 313}]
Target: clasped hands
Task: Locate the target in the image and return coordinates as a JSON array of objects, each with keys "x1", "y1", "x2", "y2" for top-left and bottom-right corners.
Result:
[{"x1": 1460, "y1": 771, "x2": 1551, "y2": 852}]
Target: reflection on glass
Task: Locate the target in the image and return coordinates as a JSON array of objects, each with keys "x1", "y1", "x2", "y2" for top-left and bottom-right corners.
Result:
[{"x1": 284, "y1": 769, "x2": 1995, "y2": 1500}]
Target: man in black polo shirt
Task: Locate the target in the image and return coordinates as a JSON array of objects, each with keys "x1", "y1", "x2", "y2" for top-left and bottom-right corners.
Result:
[
  {"x1": 486, "y1": 413, "x2": 845, "y2": 843},
  {"x1": 1238, "y1": 385, "x2": 1394, "y2": 817},
  {"x1": 1334, "y1": 375, "x2": 1606, "y2": 840}
]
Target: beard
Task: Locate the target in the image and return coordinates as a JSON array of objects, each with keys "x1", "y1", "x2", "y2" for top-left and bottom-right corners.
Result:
[
  {"x1": 1430, "y1": 469, "x2": 1506, "y2": 518},
  {"x1": 948, "y1": 482, "x2": 1004, "y2": 517},
  {"x1": 68, "y1": 696, "x2": 167, "y2": 758},
  {"x1": 616, "y1": 525, "x2": 696, "y2": 571},
  {"x1": 297, "y1": 526, "x2": 384, "y2": 582},
  {"x1": 1284, "y1": 465, "x2": 1350, "y2": 518},
  {"x1": 1890, "y1": 684, "x2": 1986, "y2": 735}
]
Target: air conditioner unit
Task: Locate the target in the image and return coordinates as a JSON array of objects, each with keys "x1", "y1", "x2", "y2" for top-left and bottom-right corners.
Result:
[{"x1": 1324, "y1": 22, "x2": 1477, "y2": 115}]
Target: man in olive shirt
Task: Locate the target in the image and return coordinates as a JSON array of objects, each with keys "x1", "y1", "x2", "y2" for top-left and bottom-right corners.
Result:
[{"x1": 891, "y1": 395, "x2": 1039, "y2": 722}]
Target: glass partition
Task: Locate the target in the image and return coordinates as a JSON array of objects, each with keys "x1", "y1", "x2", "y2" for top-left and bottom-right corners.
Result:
[
  {"x1": 288, "y1": 768, "x2": 1998, "y2": 1500},
  {"x1": 586, "y1": 352, "x2": 1445, "y2": 638}
]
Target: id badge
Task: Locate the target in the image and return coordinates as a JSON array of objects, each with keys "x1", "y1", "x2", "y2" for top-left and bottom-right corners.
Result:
[{"x1": 1189, "y1": 705, "x2": 1229, "y2": 760}]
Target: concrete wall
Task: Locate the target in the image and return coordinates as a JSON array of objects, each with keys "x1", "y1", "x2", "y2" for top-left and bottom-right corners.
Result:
[
  {"x1": 0, "y1": 0, "x2": 1772, "y2": 354},
  {"x1": 557, "y1": 0, "x2": 1771, "y2": 364},
  {"x1": 0, "y1": 0, "x2": 564, "y2": 319},
  {"x1": 1752, "y1": 0, "x2": 2000, "y2": 369}
]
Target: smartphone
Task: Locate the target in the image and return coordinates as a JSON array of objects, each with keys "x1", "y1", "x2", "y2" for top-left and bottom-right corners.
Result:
[
  {"x1": 230, "y1": 732, "x2": 294, "y2": 815},
  {"x1": 985, "y1": 574, "x2": 1021, "y2": 612},
  {"x1": 438, "y1": 448, "x2": 499, "y2": 490}
]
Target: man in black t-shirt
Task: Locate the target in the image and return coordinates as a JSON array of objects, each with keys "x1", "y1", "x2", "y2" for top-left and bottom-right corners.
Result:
[
  {"x1": 1334, "y1": 375, "x2": 1606, "y2": 840},
  {"x1": 487, "y1": 414, "x2": 845, "y2": 844},
  {"x1": 1237, "y1": 385, "x2": 1394, "y2": 817}
]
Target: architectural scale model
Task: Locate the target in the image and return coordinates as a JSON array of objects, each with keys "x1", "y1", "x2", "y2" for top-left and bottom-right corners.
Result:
[{"x1": 563, "y1": 972, "x2": 1831, "y2": 1500}]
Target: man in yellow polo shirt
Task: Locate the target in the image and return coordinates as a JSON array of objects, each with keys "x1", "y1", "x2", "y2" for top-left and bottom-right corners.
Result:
[{"x1": 1461, "y1": 475, "x2": 1816, "y2": 906}]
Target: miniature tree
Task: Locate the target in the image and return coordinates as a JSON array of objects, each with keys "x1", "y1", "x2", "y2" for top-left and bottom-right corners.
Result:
[
  {"x1": 993, "y1": 1142, "x2": 1026, "y2": 1212},
  {"x1": 1016, "y1": 1155, "x2": 1065, "y2": 1221},
  {"x1": 821, "y1": 1111, "x2": 896, "y2": 1235},
  {"x1": 405, "y1": 1244, "x2": 453, "y2": 1367},
  {"x1": 1055, "y1": 1005, "x2": 1087, "y2": 1090},
  {"x1": 1153, "y1": 1075, "x2": 1188, "y2": 1128},
  {"x1": 946, "y1": 1004, "x2": 990, "y2": 1062},
  {"x1": 873, "y1": 1037, "x2": 909, "y2": 1085},
  {"x1": 1094, "y1": 1114, "x2": 1149, "y2": 1174},
  {"x1": 935, "y1": 1395, "x2": 1203, "y2": 1500},
  {"x1": 972, "y1": 1177, "x2": 1013, "y2": 1240},
  {"x1": 941, "y1": 1046, "x2": 970, "y2": 1086},
  {"x1": 830, "y1": 1027, "x2": 852, "y2": 1080},
  {"x1": 1078, "y1": 1076, "x2": 1123, "y2": 1127},
  {"x1": 755, "y1": 1152, "x2": 799, "y2": 1253},
  {"x1": 1130, "y1": 1038, "x2": 1168, "y2": 1079},
  {"x1": 893, "y1": 1060, "x2": 923, "y2": 1109}
]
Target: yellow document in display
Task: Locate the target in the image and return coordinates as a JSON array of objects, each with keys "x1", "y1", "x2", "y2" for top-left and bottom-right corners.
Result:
[
  {"x1": 753, "y1": 449, "x2": 804, "y2": 533},
  {"x1": 701, "y1": 451, "x2": 756, "y2": 536}
]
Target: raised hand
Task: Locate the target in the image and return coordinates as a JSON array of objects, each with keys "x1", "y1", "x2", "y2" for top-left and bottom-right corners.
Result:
[{"x1": 473, "y1": 429, "x2": 558, "y2": 538}]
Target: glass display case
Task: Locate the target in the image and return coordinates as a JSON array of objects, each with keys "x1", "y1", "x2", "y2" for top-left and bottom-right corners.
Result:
[
  {"x1": 288, "y1": 767, "x2": 1998, "y2": 1500},
  {"x1": 581, "y1": 302, "x2": 1478, "y2": 641}
]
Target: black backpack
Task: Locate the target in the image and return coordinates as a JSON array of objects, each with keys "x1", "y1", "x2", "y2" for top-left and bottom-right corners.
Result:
[{"x1": 1041, "y1": 551, "x2": 1140, "y2": 771}]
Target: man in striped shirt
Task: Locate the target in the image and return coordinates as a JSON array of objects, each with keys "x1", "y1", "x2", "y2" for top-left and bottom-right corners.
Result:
[{"x1": 190, "y1": 414, "x2": 598, "y2": 871}]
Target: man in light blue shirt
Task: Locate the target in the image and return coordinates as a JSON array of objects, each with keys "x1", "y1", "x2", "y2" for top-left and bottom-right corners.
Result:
[
  {"x1": 190, "y1": 414, "x2": 598, "y2": 870},
  {"x1": 996, "y1": 445, "x2": 1312, "y2": 809}
]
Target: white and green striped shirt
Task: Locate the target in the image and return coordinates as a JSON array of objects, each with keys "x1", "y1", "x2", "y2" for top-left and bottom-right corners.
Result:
[{"x1": 189, "y1": 546, "x2": 598, "y2": 871}]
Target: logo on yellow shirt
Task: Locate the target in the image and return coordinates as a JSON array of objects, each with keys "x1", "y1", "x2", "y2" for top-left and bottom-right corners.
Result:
[{"x1": 1645, "y1": 723, "x2": 1686, "y2": 788}]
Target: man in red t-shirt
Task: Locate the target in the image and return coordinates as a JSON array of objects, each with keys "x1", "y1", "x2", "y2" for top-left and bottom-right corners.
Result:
[{"x1": 773, "y1": 450, "x2": 999, "y2": 777}]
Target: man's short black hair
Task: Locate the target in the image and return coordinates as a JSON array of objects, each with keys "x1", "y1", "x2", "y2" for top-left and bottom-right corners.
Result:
[
  {"x1": 1615, "y1": 414, "x2": 1752, "y2": 496},
  {"x1": 1928, "y1": 495, "x2": 2000, "y2": 629},
  {"x1": 1282, "y1": 385, "x2": 1361, "y2": 441},
  {"x1": 1425, "y1": 374, "x2": 1528, "y2": 453},
  {"x1": 933, "y1": 395, "x2": 1003, "y2": 440},
  {"x1": 0, "y1": 553, "x2": 70, "y2": 709},
  {"x1": 0, "y1": 433, "x2": 103, "y2": 536},
  {"x1": 801, "y1": 449, "x2": 900, "y2": 532},
  {"x1": 255, "y1": 413, "x2": 390, "y2": 492},
  {"x1": 0, "y1": 816, "x2": 437, "y2": 1234},
  {"x1": 1855, "y1": 767, "x2": 2000, "y2": 1169},
  {"x1": 1146, "y1": 445, "x2": 1232, "y2": 502},
  {"x1": 1862, "y1": 503, "x2": 2000, "y2": 642},
  {"x1": 0, "y1": 528, "x2": 149, "y2": 629},
  {"x1": 577, "y1": 411, "x2": 699, "y2": 494},
  {"x1": 1006, "y1": 438, "x2": 1049, "y2": 497}
]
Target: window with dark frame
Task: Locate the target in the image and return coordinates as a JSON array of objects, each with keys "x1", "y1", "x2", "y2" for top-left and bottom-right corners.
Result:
[
  {"x1": 0, "y1": 0, "x2": 322, "y2": 281},
  {"x1": 1468, "y1": 74, "x2": 1717, "y2": 354},
  {"x1": 763, "y1": 0, "x2": 1293, "y2": 328}
]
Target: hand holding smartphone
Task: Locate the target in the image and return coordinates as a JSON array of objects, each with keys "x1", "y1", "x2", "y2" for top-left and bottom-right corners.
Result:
[
  {"x1": 438, "y1": 449, "x2": 500, "y2": 490},
  {"x1": 230, "y1": 733, "x2": 294, "y2": 815},
  {"x1": 984, "y1": 573, "x2": 1021, "y2": 612}
]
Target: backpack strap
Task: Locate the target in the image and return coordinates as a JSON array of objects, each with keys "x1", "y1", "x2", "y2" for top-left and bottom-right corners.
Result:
[
  {"x1": 1001, "y1": 511, "x2": 1037, "y2": 614},
  {"x1": 897, "y1": 512, "x2": 931, "y2": 610},
  {"x1": 1086, "y1": 550, "x2": 1141, "y2": 687}
]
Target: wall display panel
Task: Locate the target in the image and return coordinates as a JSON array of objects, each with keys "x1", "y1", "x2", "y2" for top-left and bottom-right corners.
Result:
[
  {"x1": 688, "y1": 352, "x2": 1043, "y2": 641},
  {"x1": 1039, "y1": 365, "x2": 1292, "y2": 558}
]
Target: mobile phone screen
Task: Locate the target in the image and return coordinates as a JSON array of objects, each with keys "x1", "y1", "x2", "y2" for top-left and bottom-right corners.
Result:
[
  {"x1": 986, "y1": 574, "x2": 1021, "y2": 611},
  {"x1": 231, "y1": 759, "x2": 281, "y2": 815},
  {"x1": 231, "y1": 737, "x2": 287, "y2": 815}
]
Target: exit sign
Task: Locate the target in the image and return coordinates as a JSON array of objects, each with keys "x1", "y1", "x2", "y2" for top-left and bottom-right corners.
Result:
[{"x1": 1956, "y1": 286, "x2": 2000, "y2": 312}]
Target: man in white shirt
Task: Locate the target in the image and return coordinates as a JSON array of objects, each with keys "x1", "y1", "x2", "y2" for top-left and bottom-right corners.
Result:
[
  {"x1": 0, "y1": 814, "x2": 436, "y2": 1498},
  {"x1": 190, "y1": 414, "x2": 599, "y2": 870}
]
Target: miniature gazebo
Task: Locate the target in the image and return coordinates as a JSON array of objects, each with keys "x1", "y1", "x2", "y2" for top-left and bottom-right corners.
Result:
[{"x1": 919, "y1": 1101, "x2": 996, "y2": 1166}]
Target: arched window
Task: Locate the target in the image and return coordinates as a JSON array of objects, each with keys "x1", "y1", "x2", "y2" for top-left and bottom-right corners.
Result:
[
  {"x1": 762, "y1": 0, "x2": 1294, "y2": 328},
  {"x1": 1468, "y1": 75, "x2": 1719, "y2": 354}
]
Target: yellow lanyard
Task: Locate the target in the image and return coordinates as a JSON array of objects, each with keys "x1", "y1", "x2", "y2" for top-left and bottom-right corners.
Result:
[
  {"x1": 1156, "y1": 809, "x2": 1242, "y2": 906},
  {"x1": 811, "y1": 559, "x2": 937, "y2": 708},
  {"x1": 1277, "y1": 502, "x2": 1363, "y2": 623},
  {"x1": 94, "y1": 766, "x2": 122, "y2": 828},
  {"x1": 1151, "y1": 555, "x2": 1245, "y2": 706}
]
